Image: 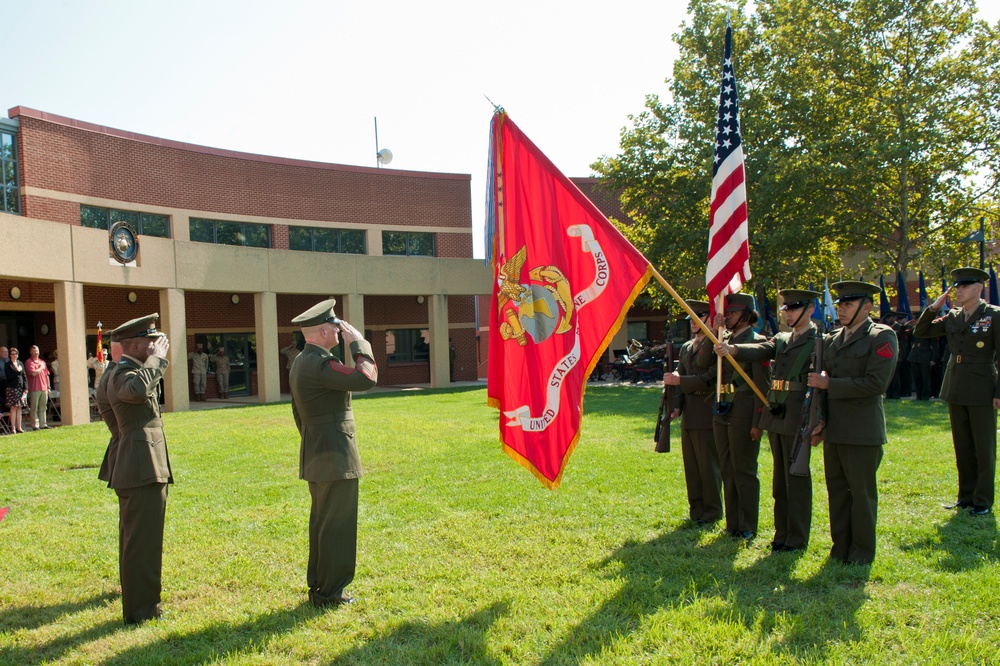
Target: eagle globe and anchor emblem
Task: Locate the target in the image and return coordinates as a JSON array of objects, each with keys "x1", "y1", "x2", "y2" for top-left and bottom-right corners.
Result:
[
  {"x1": 109, "y1": 220, "x2": 140, "y2": 264},
  {"x1": 496, "y1": 246, "x2": 574, "y2": 346}
]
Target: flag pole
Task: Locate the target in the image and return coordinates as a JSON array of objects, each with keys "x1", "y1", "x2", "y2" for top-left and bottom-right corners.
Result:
[
  {"x1": 650, "y1": 266, "x2": 768, "y2": 405},
  {"x1": 715, "y1": 294, "x2": 725, "y2": 407}
]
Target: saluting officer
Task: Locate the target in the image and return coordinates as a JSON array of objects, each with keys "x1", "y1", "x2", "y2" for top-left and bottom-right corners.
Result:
[
  {"x1": 664, "y1": 300, "x2": 722, "y2": 525},
  {"x1": 914, "y1": 267, "x2": 1000, "y2": 515},
  {"x1": 290, "y1": 299, "x2": 378, "y2": 607},
  {"x1": 702, "y1": 293, "x2": 769, "y2": 540},
  {"x1": 102, "y1": 314, "x2": 173, "y2": 624},
  {"x1": 716, "y1": 289, "x2": 821, "y2": 553},
  {"x1": 808, "y1": 282, "x2": 897, "y2": 565}
]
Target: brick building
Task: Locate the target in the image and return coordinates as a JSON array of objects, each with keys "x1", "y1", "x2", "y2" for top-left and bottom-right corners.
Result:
[{"x1": 0, "y1": 107, "x2": 492, "y2": 426}]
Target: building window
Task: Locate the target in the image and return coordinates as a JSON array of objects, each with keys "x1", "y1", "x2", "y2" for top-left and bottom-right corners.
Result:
[
  {"x1": 1, "y1": 128, "x2": 20, "y2": 215},
  {"x1": 190, "y1": 218, "x2": 270, "y2": 248},
  {"x1": 80, "y1": 205, "x2": 170, "y2": 238},
  {"x1": 382, "y1": 231, "x2": 434, "y2": 256},
  {"x1": 626, "y1": 321, "x2": 649, "y2": 345},
  {"x1": 386, "y1": 328, "x2": 430, "y2": 363},
  {"x1": 289, "y1": 226, "x2": 366, "y2": 254}
]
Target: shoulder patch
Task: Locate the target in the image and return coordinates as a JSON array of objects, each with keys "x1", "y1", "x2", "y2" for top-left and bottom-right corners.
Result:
[
  {"x1": 329, "y1": 360, "x2": 354, "y2": 375},
  {"x1": 876, "y1": 342, "x2": 895, "y2": 359}
]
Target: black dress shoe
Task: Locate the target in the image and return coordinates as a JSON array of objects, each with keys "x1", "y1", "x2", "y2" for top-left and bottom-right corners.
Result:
[
  {"x1": 970, "y1": 506, "x2": 991, "y2": 516},
  {"x1": 770, "y1": 541, "x2": 786, "y2": 552},
  {"x1": 942, "y1": 500, "x2": 971, "y2": 509},
  {"x1": 738, "y1": 531, "x2": 755, "y2": 541}
]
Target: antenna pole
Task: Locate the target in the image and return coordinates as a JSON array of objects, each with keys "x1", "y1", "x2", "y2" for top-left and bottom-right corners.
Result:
[{"x1": 374, "y1": 117, "x2": 380, "y2": 168}]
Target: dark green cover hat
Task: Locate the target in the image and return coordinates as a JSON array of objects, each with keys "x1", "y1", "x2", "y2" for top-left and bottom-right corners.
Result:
[
  {"x1": 724, "y1": 293, "x2": 756, "y2": 311},
  {"x1": 684, "y1": 299, "x2": 710, "y2": 317},
  {"x1": 951, "y1": 267, "x2": 988, "y2": 286},
  {"x1": 779, "y1": 289, "x2": 820, "y2": 310},
  {"x1": 292, "y1": 298, "x2": 341, "y2": 327},
  {"x1": 831, "y1": 281, "x2": 880, "y2": 303},
  {"x1": 108, "y1": 313, "x2": 165, "y2": 341}
]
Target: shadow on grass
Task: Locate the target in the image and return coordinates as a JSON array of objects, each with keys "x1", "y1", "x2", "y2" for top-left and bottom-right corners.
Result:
[
  {"x1": 326, "y1": 601, "x2": 509, "y2": 665},
  {"x1": 101, "y1": 602, "x2": 317, "y2": 665},
  {"x1": 539, "y1": 525, "x2": 870, "y2": 664},
  {"x1": 0, "y1": 592, "x2": 120, "y2": 665},
  {"x1": 899, "y1": 510, "x2": 998, "y2": 571}
]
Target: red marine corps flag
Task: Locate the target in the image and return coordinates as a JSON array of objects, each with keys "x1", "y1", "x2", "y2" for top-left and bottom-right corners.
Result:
[
  {"x1": 706, "y1": 16, "x2": 751, "y2": 316},
  {"x1": 486, "y1": 111, "x2": 652, "y2": 489}
]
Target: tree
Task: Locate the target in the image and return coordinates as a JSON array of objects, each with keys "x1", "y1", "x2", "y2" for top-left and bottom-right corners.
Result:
[{"x1": 594, "y1": 0, "x2": 1000, "y2": 304}]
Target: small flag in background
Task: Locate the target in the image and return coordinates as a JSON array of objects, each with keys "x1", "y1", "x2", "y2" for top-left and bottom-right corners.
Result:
[
  {"x1": 706, "y1": 16, "x2": 750, "y2": 317},
  {"x1": 756, "y1": 285, "x2": 778, "y2": 336},
  {"x1": 919, "y1": 271, "x2": 929, "y2": 310},
  {"x1": 823, "y1": 279, "x2": 837, "y2": 327},
  {"x1": 96, "y1": 322, "x2": 104, "y2": 364},
  {"x1": 485, "y1": 111, "x2": 652, "y2": 489},
  {"x1": 879, "y1": 276, "x2": 892, "y2": 319},
  {"x1": 990, "y1": 265, "x2": 1000, "y2": 306},
  {"x1": 896, "y1": 271, "x2": 911, "y2": 320}
]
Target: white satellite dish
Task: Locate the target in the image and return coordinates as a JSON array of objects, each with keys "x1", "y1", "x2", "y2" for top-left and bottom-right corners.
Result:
[{"x1": 377, "y1": 148, "x2": 393, "y2": 166}]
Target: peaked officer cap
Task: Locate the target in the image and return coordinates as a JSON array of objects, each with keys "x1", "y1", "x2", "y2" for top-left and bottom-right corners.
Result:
[
  {"x1": 779, "y1": 289, "x2": 820, "y2": 310},
  {"x1": 108, "y1": 313, "x2": 165, "y2": 341},
  {"x1": 292, "y1": 298, "x2": 341, "y2": 327},
  {"x1": 684, "y1": 300, "x2": 711, "y2": 317},
  {"x1": 951, "y1": 266, "x2": 988, "y2": 286},
  {"x1": 831, "y1": 281, "x2": 880, "y2": 303},
  {"x1": 724, "y1": 293, "x2": 756, "y2": 312}
]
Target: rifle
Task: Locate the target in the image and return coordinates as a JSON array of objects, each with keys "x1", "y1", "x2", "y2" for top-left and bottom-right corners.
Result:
[
  {"x1": 789, "y1": 333, "x2": 823, "y2": 477},
  {"x1": 654, "y1": 334, "x2": 675, "y2": 453}
]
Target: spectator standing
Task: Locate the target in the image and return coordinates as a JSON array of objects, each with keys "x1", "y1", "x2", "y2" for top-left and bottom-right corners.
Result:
[
  {"x1": 88, "y1": 348, "x2": 108, "y2": 389},
  {"x1": 25, "y1": 345, "x2": 51, "y2": 430},
  {"x1": 213, "y1": 348, "x2": 231, "y2": 399},
  {"x1": 50, "y1": 349, "x2": 60, "y2": 392},
  {"x1": 4, "y1": 348, "x2": 27, "y2": 433},
  {"x1": 188, "y1": 343, "x2": 209, "y2": 401}
]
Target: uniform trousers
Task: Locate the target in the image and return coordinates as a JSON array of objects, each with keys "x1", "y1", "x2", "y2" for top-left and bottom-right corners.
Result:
[
  {"x1": 823, "y1": 442, "x2": 882, "y2": 564},
  {"x1": 192, "y1": 372, "x2": 207, "y2": 395},
  {"x1": 947, "y1": 403, "x2": 997, "y2": 509},
  {"x1": 116, "y1": 483, "x2": 168, "y2": 624},
  {"x1": 307, "y1": 478, "x2": 359, "y2": 606},
  {"x1": 909, "y1": 361, "x2": 932, "y2": 400},
  {"x1": 216, "y1": 372, "x2": 230, "y2": 395},
  {"x1": 714, "y1": 418, "x2": 760, "y2": 534},
  {"x1": 680, "y1": 427, "x2": 722, "y2": 522},
  {"x1": 768, "y1": 431, "x2": 812, "y2": 549}
]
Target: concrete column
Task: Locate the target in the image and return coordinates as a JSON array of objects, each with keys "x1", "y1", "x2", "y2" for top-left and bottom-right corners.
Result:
[
  {"x1": 53, "y1": 281, "x2": 90, "y2": 426},
  {"x1": 341, "y1": 293, "x2": 365, "y2": 368},
  {"x1": 428, "y1": 293, "x2": 450, "y2": 388},
  {"x1": 255, "y1": 291, "x2": 281, "y2": 403},
  {"x1": 159, "y1": 288, "x2": 188, "y2": 413}
]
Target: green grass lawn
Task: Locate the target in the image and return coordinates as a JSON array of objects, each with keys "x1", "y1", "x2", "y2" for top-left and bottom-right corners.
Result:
[{"x1": 0, "y1": 386, "x2": 998, "y2": 665}]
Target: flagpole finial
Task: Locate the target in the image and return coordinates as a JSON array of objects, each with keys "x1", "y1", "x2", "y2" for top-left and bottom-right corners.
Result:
[
  {"x1": 97, "y1": 321, "x2": 102, "y2": 329},
  {"x1": 483, "y1": 94, "x2": 504, "y2": 114},
  {"x1": 726, "y1": 9, "x2": 731, "y2": 25}
]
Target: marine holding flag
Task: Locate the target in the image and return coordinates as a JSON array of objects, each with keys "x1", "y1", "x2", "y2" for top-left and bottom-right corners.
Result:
[{"x1": 486, "y1": 111, "x2": 652, "y2": 488}]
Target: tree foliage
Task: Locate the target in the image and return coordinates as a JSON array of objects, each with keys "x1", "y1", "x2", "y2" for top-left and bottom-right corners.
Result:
[{"x1": 594, "y1": 0, "x2": 1000, "y2": 305}]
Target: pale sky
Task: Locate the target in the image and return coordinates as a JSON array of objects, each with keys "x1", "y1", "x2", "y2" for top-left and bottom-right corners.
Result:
[{"x1": 4, "y1": 1, "x2": 997, "y2": 259}]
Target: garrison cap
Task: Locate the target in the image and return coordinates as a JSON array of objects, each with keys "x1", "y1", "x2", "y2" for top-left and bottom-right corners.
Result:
[
  {"x1": 108, "y1": 313, "x2": 165, "y2": 341},
  {"x1": 724, "y1": 293, "x2": 756, "y2": 312},
  {"x1": 831, "y1": 281, "x2": 880, "y2": 303},
  {"x1": 684, "y1": 300, "x2": 711, "y2": 317},
  {"x1": 292, "y1": 298, "x2": 341, "y2": 327},
  {"x1": 779, "y1": 289, "x2": 820, "y2": 310},
  {"x1": 952, "y1": 267, "x2": 988, "y2": 286}
]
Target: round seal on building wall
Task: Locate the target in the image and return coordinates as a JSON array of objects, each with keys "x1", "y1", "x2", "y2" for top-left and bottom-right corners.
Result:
[{"x1": 109, "y1": 221, "x2": 140, "y2": 264}]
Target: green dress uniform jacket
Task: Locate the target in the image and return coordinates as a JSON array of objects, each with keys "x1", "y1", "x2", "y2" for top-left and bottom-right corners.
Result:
[
  {"x1": 732, "y1": 324, "x2": 820, "y2": 549},
  {"x1": 96, "y1": 361, "x2": 121, "y2": 486},
  {"x1": 290, "y1": 340, "x2": 377, "y2": 606},
  {"x1": 818, "y1": 318, "x2": 897, "y2": 564},
  {"x1": 914, "y1": 301, "x2": 1000, "y2": 509},
  {"x1": 105, "y1": 354, "x2": 172, "y2": 624},
  {"x1": 701, "y1": 326, "x2": 769, "y2": 535},
  {"x1": 673, "y1": 336, "x2": 722, "y2": 523}
]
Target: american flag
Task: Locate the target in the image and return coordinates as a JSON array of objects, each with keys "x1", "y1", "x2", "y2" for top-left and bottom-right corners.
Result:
[{"x1": 706, "y1": 18, "x2": 750, "y2": 317}]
